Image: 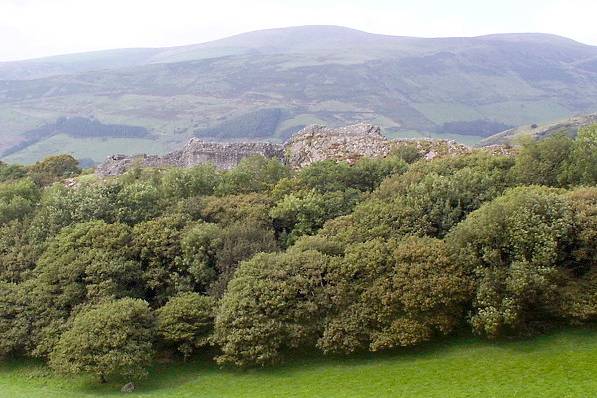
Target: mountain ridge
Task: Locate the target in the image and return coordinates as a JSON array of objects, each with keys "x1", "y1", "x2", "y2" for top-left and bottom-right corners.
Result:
[
  {"x1": 2, "y1": 26, "x2": 594, "y2": 81},
  {"x1": 1, "y1": 25, "x2": 596, "y2": 164}
]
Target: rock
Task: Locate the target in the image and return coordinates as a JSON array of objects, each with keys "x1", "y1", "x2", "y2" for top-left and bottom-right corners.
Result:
[
  {"x1": 424, "y1": 150, "x2": 437, "y2": 160},
  {"x1": 95, "y1": 123, "x2": 488, "y2": 177},
  {"x1": 284, "y1": 123, "x2": 390, "y2": 169},
  {"x1": 172, "y1": 139, "x2": 284, "y2": 169},
  {"x1": 121, "y1": 382, "x2": 135, "y2": 393},
  {"x1": 96, "y1": 140, "x2": 285, "y2": 177}
]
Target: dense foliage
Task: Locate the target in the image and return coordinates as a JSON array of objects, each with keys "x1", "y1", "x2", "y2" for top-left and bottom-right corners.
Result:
[{"x1": 0, "y1": 128, "x2": 595, "y2": 382}]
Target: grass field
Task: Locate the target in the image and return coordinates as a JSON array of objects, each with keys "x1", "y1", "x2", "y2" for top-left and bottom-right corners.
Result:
[{"x1": 0, "y1": 327, "x2": 595, "y2": 398}]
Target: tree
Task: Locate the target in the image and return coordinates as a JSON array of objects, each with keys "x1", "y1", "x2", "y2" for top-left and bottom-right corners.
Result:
[
  {"x1": 319, "y1": 237, "x2": 472, "y2": 353},
  {"x1": 114, "y1": 181, "x2": 163, "y2": 225},
  {"x1": 178, "y1": 222, "x2": 221, "y2": 292},
  {"x1": 332, "y1": 155, "x2": 514, "y2": 244},
  {"x1": 446, "y1": 186, "x2": 577, "y2": 338},
  {"x1": 132, "y1": 215, "x2": 192, "y2": 306},
  {"x1": 270, "y1": 189, "x2": 362, "y2": 245},
  {"x1": 29, "y1": 221, "x2": 141, "y2": 356},
  {"x1": 214, "y1": 250, "x2": 331, "y2": 366},
  {"x1": 287, "y1": 158, "x2": 406, "y2": 195},
  {"x1": 0, "y1": 220, "x2": 39, "y2": 283},
  {"x1": 556, "y1": 187, "x2": 597, "y2": 322},
  {"x1": 560, "y1": 125, "x2": 597, "y2": 186},
  {"x1": 0, "y1": 282, "x2": 29, "y2": 358},
  {"x1": 209, "y1": 220, "x2": 279, "y2": 296},
  {"x1": 0, "y1": 178, "x2": 41, "y2": 225},
  {"x1": 28, "y1": 154, "x2": 81, "y2": 186},
  {"x1": 192, "y1": 192, "x2": 274, "y2": 226},
  {"x1": 156, "y1": 293, "x2": 216, "y2": 359},
  {"x1": 27, "y1": 182, "x2": 117, "y2": 244},
  {"x1": 215, "y1": 156, "x2": 289, "y2": 196},
  {"x1": 49, "y1": 298, "x2": 155, "y2": 382},
  {"x1": 511, "y1": 133, "x2": 573, "y2": 187},
  {"x1": 160, "y1": 164, "x2": 220, "y2": 200}
]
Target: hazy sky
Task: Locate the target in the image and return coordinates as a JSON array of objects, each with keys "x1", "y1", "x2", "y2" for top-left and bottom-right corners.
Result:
[{"x1": 1, "y1": 0, "x2": 595, "y2": 62}]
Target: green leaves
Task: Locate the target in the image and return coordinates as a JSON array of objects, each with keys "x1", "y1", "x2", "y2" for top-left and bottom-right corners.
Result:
[
  {"x1": 319, "y1": 237, "x2": 471, "y2": 354},
  {"x1": 447, "y1": 186, "x2": 593, "y2": 338},
  {"x1": 0, "y1": 178, "x2": 40, "y2": 225},
  {"x1": 49, "y1": 298, "x2": 155, "y2": 381},
  {"x1": 0, "y1": 134, "x2": 595, "y2": 379},
  {"x1": 156, "y1": 293, "x2": 216, "y2": 359},
  {"x1": 214, "y1": 250, "x2": 331, "y2": 366}
]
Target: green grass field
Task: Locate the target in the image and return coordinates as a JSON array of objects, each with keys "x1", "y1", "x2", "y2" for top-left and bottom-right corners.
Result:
[{"x1": 0, "y1": 328, "x2": 595, "y2": 398}]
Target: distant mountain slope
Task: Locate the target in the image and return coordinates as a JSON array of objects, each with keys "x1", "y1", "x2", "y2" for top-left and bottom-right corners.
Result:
[
  {"x1": 1, "y1": 26, "x2": 597, "y2": 163},
  {"x1": 481, "y1": 113, "x2": 597, "y2": 145}
]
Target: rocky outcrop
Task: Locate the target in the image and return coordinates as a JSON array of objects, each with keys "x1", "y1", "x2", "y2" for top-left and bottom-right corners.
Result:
[
  {"x1": 284, "y1": 124, "x2": 391, "y2": 169},
  {"x1": 96, "y1": 139, "x2": 285, "y2": 177},
  {"x1": 96, "y1": 123, "x2": 481, "y2": 177}
]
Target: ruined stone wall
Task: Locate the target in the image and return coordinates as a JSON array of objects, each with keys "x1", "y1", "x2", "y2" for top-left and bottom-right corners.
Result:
[
  {"x1": 95, "y1": 123, "x2": 481, "y2": 177},
  {"x1": 284, "y1": 124, "x2": 391, "y2": 169},
  {"x1": 96, "y1": 139, "x2": 285, "y2": 177}
]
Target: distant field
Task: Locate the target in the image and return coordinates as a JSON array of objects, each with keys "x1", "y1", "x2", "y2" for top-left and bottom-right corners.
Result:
[
  {"x1": 3, "y1": 134, "x2": 180, "y2": 165},
  {"x1": 0, "y1": 328, "x2": 594, "y2": 398},
  {"x1": 387, "y1": 130, "x2": 485, "y2": 145}
]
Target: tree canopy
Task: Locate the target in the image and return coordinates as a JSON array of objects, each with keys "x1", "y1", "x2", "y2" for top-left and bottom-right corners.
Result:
[{"x1": 0, "y1": 127, "x2": 595, "y2": 379}]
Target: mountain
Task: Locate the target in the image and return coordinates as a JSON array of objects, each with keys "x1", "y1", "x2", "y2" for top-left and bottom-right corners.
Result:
[
  {"x1": 481, "y1": 113, "x2": 597, "y2": 145},
  {"x1": 1, "y1": 25, "x2": 597, "y2": 164}
]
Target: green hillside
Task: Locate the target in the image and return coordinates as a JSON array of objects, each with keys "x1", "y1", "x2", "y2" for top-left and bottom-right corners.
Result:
[
  {"x1": 482, "y1": 113, "x2": 597, "y2": 145},
  {"x1": 1, "y1": 26, "x2": 597, "y2": 163},
  {"x1": 0, "y1": 328, "x2": 595, "y2": 398}
]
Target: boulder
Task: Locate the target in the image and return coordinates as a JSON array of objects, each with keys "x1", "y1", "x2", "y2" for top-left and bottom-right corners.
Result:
[{"x1": 121, "y1": 382, "x2": 135, "y2": 393}]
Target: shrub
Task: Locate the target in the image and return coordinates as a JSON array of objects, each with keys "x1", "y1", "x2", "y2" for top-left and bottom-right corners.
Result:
[
  {"x1": 49, "y1": 298, "x2": 155, "y2": 382},
  {"x1": 511, "y1": 133, "x2": 573, "y2": 187},
  {"x1": 446, "y1": 186, "x2": 578, "y2": 338},
  {"x1": 157, "y1": 293, "x2": 216, "y2": 359},
  {"x1": 214, "y1": 250, "x2": 331, "y2": 366},
  {"x1": 319, "y1": 237, "x2": 472, "y2": 353},
  {"x1": 28, "y1": 154, "x2": 81, "y2": 186},
  {"x1": 29, "y1": 221, "x2": 141, "y2": 355},
  {"x1": 0, "y1": 178, "x2": 40, "y2": 225}
]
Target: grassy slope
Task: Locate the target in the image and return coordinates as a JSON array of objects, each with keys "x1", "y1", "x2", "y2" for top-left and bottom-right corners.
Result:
[
  {"x1": 2, "y1": 134, "x2": 179, "y2": 164},
  {"x1": 0, "y1": 328, "x2": 595, "y2": 398},
  {"x1": 482, "y1": 113, "x2": 597, "y2": 146},
  {"x1": 3, "y1": 28, "x2": 597, "y2": 163}
]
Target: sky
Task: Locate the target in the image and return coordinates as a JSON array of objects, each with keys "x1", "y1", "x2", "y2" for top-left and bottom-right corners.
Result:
[{"x1": 0, "y1": 0, "x2": 596, "y2": 62}]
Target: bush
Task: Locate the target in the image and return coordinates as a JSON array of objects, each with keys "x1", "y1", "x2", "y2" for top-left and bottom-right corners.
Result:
[
  {"x1": 0, "y1": 178, "x2": 41, "y2": 225},
  {"x1": 29, "y1": 221, "x2": 141, "y2": 355},
  {"x1": 511, "y1": 133, "x2": 573, "y2": 187},
  {"x1": 28, "y1": 154, "x2": 81, "y2": 186},
  {"x1": 49, "y1": 298, "x2": 155, "y2": 382},
  {"x1": 319, "y1": 237, "x2": 472, "y2": 353},
  {"x1": 157, "y1": 293, "x2": 216, "y2": 359},
  {"x1": 214, "y1": 250, "x2": 331, "y2": 366},
  {"x1": 446, "y1": 186, "x2": 578, "y2": 338}
]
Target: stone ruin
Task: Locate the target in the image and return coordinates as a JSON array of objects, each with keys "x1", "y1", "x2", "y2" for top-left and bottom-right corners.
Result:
[
  {"x1": 95, "y1": 123, "x2": 475, "y2": 177},
  {"x1": 96, "y1": 139, "x2": 285, "y2": 177}
]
